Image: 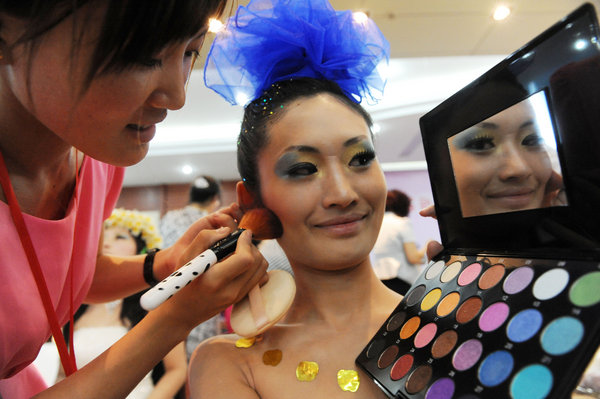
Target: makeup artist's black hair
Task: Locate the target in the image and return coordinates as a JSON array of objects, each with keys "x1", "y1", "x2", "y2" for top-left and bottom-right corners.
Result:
[
  {"x1": 386, "y1": 189, "x2": 411, "y2": 217},
  {"x1": 0, "y1": 0, "x2": 227, "y2": 90},
  {"x1": 238, "y1": 77, "x2": 374, "y2": 197}
]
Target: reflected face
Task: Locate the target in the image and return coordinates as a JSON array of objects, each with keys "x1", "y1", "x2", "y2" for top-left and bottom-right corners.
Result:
[
  {"x1": 257, "y1": 93, "x2": 387, "y2": 271},
  {"x1": 448, "y1": 98, "x2": 553, "y2": 217},
  {"x1": 103, "y1": 226, "x2": 138, "y2": 256}
]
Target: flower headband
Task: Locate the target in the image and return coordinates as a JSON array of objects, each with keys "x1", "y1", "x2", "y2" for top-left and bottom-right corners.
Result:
[
  {"x1": 105, "y1": 208, "x2": 163, "y2": 251},
  {"x1": 204, "y1": 0, "x2": 390, "y2": 106}
]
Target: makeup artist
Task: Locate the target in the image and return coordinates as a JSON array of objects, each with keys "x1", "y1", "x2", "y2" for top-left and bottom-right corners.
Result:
[
  {"x1": 0, "y1": 1, "x2": 268, "y2": 398},
  {"x1": 187, "y1": 0, "x2": 432, "y2": 397}
]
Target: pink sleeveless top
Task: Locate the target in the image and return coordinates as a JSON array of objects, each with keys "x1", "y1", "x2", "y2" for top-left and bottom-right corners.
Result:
[{"x1": 0, "y1": 157, "x2": 124, "y2": 397}]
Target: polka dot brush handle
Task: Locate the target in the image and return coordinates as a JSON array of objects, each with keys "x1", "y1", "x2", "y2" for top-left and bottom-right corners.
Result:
[{"x1": 140, "y1": 249, "x2": 218, "y2": 310}]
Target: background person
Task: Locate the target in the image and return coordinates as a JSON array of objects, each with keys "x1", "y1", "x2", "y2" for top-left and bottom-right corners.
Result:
[
  {"x1": 160, "y1": 175, "x2": 222, "y2": 248},
  {"x1": 370, "y1": 189, "x2": 426, "y2": 295},
  {"x1": 68, "y1": 209, "x2": 187, "y2": 399}
]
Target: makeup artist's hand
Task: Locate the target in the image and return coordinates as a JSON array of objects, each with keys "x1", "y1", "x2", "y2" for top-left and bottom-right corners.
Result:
[
  {"x1": 153, "y1": 203, "x2": 269, "y2": 330},
  {"x1": 159, "y1": 203, "x2": 242, "y2": 275}
]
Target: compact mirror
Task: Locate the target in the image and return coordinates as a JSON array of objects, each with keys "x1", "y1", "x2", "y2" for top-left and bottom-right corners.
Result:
[{"x1": 447, "y1": 90, "x2": 567, "y2": 218}]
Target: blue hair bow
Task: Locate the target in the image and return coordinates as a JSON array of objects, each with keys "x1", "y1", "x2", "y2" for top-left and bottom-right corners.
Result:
[{"x1": 204, "y1": 0, "x2": 390, "y2": 106}]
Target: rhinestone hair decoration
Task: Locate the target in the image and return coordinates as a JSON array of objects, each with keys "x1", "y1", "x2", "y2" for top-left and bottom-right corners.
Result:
[{"x1": 204, "y1": 0, "x2": 390, "y2": 106}]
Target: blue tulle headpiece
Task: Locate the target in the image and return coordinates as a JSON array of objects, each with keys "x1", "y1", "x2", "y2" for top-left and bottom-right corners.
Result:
[{"x1": 204, "y1": 0, "x2": 390, "y2": 106}]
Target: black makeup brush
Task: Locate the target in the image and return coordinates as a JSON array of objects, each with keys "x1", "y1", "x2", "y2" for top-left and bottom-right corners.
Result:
[{"x1": 140, "y1": 208, "x2": 283, "y2": 311}]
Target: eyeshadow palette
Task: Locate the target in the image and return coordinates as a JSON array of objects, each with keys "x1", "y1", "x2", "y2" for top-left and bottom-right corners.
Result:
[
  {"x1": 357, "y1": 254, "x2": 600, "y2": 398},
  {"x1": 357, "y1": 3, "x2": 600, "y2": 399}
]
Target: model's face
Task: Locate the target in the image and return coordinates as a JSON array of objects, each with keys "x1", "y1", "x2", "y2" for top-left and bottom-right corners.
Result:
[
  {"x1": 1, "y1": 4, "x2": 204, "y2": 166},
  {"x1": 448, "y1": 99, "x2": 553, "y2": 217},
  {"x1": 256, "y1": 94, "x2": 387, "y2": 272},
  {"x1": 103, "y1": 226, "x2": 138, "y2": 256}
]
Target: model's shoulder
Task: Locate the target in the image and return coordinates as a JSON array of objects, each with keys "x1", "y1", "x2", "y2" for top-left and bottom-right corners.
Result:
[
  {"x1": 189, "y1": 334, "x2": 260, "y2": 398},
  {"x1": 190, "y1": 333, "x2": 257, "y2": 367}
]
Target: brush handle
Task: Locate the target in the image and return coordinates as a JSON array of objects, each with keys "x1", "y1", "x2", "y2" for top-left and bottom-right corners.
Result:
[
  {"x1": 140, "y1": 229, "x2": 244, "y2": 311},
  {"x1": 140, "y1": 249, "x2": 217, "y2": 310}
]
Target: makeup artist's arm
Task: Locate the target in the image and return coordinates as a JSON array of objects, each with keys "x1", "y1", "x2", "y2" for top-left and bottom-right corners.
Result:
[
  {"x1": 35, "y1": 229, "x2": 267, "y2": 399},
  {"x1": 85, "y1": 204, "x2": 243, "y2": 302}
]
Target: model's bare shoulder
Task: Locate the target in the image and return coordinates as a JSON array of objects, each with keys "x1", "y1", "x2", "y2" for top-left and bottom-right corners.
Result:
[{"x1": 188, "y1": 334, "x2": 260, "y2": 399}]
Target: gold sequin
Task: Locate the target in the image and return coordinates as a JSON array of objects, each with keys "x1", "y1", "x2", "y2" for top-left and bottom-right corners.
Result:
[
  {"x1": 262, "y1": 349, "x2": 282, "y2": 366},
  {"x1": 337, "y1": 369, "x2": 360, "y2": 392},
  {"x1": 296, "y1": 361, "x2": 319, "y2": 382},
  {"x1": 235, "y1": 337, "x2": 256, "y2": 348}
]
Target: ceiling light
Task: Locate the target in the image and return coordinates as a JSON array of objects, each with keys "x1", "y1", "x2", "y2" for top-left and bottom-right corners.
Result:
[
  {"x1": 493, "y1": 5, "x2": 511, "y2": 21},
  {"x1": 182, "y1": 165, "x2": 194, "y2": 175},
  {"x1": 208, "y1": 18, "x2": 225, "y2": 33}
]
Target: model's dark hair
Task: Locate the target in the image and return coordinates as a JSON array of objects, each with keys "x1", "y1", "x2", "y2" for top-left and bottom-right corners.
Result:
[
  {"x1": 189, "y1": 175, "x2": 220, "y2": 204},
  {"x1": 237, "y1": 77, "x2": 374, "y2": 199},
  {"x1": 385, "y1": 189, "x2": 411, "y2": 217},
  {"x1": 0, "y1": 0, "x2": 227, "y2": 88}
]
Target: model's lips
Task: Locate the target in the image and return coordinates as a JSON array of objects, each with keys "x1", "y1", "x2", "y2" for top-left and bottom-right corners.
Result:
[
  {"x1": 487, "y1": 187, "x2": 535, "y2": 198},
  {"x1": 315, "y1": 214, "x2": 365, "y2": 227},
  {"x1": 485, "y1": 187, "x2": 537, "y2": 209},
  {"x1": 314, "y1": 213, "x2": 367, "y2": 236}
]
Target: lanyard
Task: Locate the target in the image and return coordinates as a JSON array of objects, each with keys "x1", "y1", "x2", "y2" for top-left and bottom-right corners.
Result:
[{"x1": 0, "y1": 150, "x2": 78, "y2": 376}]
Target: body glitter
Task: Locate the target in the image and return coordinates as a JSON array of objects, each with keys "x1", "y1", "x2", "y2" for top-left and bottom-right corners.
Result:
[
  {"x1": 337, "y1": 369, "x2": 360, "y2": 392},
  {"x1": 296, "y1": 361, "x2": 319, "y2": 382},
  {"x1": 235, "y1": 337, "x2": 256, "y2": 348},
  {"x1": 262, "y1": 349, "x2": 283, "y2": 366}
]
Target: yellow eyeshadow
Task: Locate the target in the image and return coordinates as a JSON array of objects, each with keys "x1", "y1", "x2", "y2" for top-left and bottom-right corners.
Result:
[
  {"x1": 235, "y1": 337, "x2": 256, "y2": 348},
  {"x1": 341, "y1": 141, "x2": 373, "y2": 164},
  {"x1": 296, "y1": 361, "x2": 319, "y2": 382},
  {"x1": 421, "y1": 288, "x2": 442, "y2": 311},
  {"x1": 337, "y1": 369, "x2": 360, "y2": 392},
  {"x1": 262, "y1": 349, "x2": 283, "y2": 366}
]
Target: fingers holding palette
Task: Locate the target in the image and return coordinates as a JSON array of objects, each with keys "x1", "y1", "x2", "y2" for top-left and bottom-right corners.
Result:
[{"x1": 356, "y1": 256, "x2": 600, "y2": 399}]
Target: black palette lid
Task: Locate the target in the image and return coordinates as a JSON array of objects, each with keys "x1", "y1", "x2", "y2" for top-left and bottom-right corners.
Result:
[{"x1": 419, "y1": 3, "x2": 600, "y2": 260}]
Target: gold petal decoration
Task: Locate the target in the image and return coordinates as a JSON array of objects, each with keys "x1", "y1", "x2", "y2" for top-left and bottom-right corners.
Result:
[
  {"x1": 296, "y1": 361, "x2": 319, "y2": 382},
  {"x1": 262, "y1": 349, "x2": 283, "y2": 366},
  {"x1": 235, "y1": 336, "x2": 256, "y2": 348},
  {"x1": 337, "y1": 369, "x2": 360, "y2": 392}
]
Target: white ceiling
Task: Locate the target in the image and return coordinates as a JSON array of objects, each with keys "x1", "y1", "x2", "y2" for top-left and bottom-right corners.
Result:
[{"x1": 123, "y1": 0, "x2": 600, "y2": 186}]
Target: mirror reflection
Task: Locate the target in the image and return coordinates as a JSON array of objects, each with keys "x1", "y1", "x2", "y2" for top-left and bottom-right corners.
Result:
[{"x1": 448, "y1": 90, "x2": 567, "y2": 218}]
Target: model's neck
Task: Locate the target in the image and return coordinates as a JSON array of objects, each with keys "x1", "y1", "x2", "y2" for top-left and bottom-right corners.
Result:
[{"x1": 285, "y1": 260, "x2": 399, "y2": 329}]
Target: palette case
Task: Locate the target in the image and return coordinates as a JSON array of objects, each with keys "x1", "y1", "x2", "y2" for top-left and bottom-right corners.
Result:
[{"x1": 356, "y1": 3, "x2": 600, "y2": 399}]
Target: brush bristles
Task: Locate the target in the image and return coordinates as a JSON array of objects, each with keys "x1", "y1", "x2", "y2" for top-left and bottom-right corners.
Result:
[{"x1": 238, "y1": 208, "x2": 283, "y2": 240}]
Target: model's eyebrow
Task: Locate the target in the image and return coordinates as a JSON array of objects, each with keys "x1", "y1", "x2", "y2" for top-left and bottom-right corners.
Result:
[
  {"x1": 344, "y1": 136, "x2": 369, "y2": 147},
  {"x1": 519, "y1": 120, "x2": 535, "y2": 130},
  {"x1": 477, "y1": 119, "x2": 535, "y2": 131},
  {"x1": 478, "y1": 122, "x2": 498, "y2": 130},
  {"x1": 282, "y1": 136, "x2": 368, "y2": 153}
]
